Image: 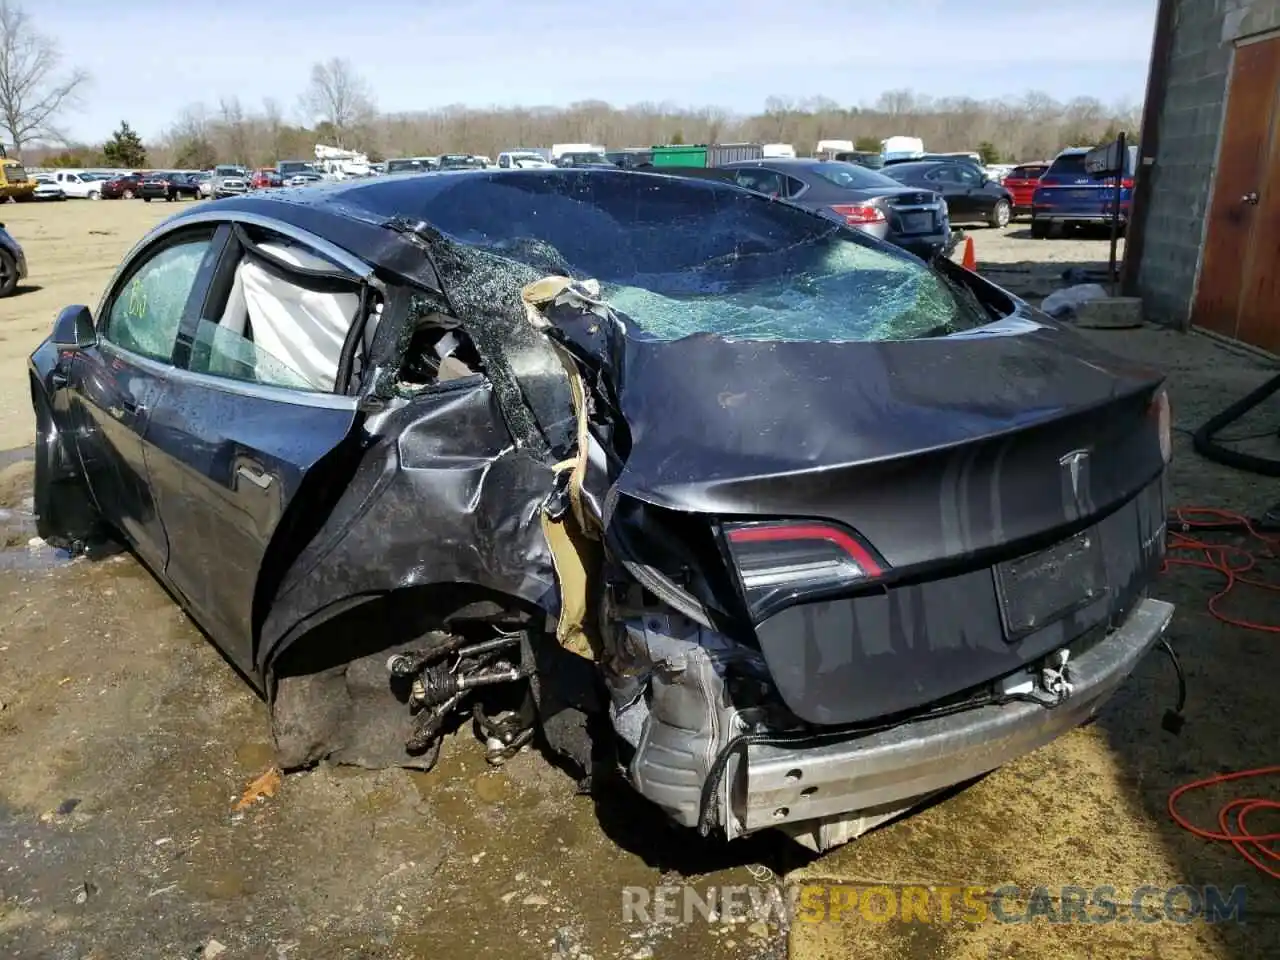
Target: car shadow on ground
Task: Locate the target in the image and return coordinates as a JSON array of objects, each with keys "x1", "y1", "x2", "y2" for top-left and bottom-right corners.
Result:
[{"x1": 9, "y1": 284, "x2": 43, "y2": 298}]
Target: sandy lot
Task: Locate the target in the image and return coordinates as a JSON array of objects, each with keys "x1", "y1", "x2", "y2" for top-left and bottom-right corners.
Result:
[
  {"x1": 0, "y1": 197, "x2": 181, "y2": 450},
  {"x1": 1, "y1": 202, "x2": 1279, "y2": 960}
]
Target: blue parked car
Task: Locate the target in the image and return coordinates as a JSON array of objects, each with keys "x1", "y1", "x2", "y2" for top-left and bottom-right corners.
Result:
[
  {"x1": 0, "y1": 222, "x2": 27, "y2": 296},
  {"x1": 1030, "y1": 145, "x2": 1138, "y2": 238}
]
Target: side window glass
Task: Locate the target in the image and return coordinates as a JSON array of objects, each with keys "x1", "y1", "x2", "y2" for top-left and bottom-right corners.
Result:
[
  {"x1": 757, "y1": 172, "x2": 784, "y2": 197},
  {"x1": 785, "y1": 176, "x2": 807, "y2": 198},
  {"x1": 188, "y1": 240, "x2": 360, "y2": 393},
  {"x1": 736, "y1": 170, "x2": 784, "y2": 197},
  {"x1": 103, "y1": 238, "x2": 210, "y2": 363},
  {"x1": 189, "y1": 319, "x2": 320, "y2": 391},
  {"x1": 957, "y1": 166, "x2": 982, "y2": 186}
]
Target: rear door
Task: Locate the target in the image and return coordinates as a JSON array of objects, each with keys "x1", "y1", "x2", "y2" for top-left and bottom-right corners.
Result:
[
  {"x1": 68, "y1": 226, "x2": 220, "y2": 576},
  {"x1": 923, "y1": 165, "x2": 976, "y2": 219},
  {"x1": 953, "y1": 162, "x2": 997, "y2": 217},
  {"x1": 143, "y1": 220, "x2": 366, "y2": 676}
]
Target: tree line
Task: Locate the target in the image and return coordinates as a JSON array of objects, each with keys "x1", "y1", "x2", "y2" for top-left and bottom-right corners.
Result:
[{"x1": 34, "y1": 88, "x2": 1141, "y2": 171}]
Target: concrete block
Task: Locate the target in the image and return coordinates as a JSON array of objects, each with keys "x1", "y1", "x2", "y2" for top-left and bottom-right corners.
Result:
[{"x1": 1075, "y1": 297, "x2": 1145, "y2": 329}]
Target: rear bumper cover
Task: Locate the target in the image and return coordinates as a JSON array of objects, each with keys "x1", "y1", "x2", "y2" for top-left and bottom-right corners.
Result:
[
  {"x1": 736, "y1": 596, "x2": 1173, "y2": 834},
  {"x1": 1033, "y1": 212, "x2": 1128, "y2": 224}
]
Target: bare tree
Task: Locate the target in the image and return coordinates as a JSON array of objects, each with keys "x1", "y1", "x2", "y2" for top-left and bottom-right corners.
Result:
[
  {"x1": 0, "y1": 0, "x2": 89, "y2": 150},
  {"x1": 218, "y1": 95, "x2": 248, "y2": 164},
  {"x1": 299, "y1": 58, "x2": 374, "y2": 144},
  {"x1": 262, "y1": 96, "x2": 285, "y2": 160}
]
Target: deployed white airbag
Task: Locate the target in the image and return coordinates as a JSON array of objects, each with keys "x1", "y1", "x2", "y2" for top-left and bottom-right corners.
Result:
[{"x1": 220, "y1": 241, "x2": 361, "y2": 391}]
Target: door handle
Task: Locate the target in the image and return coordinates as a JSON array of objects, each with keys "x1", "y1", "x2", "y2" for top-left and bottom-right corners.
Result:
[
  {"x1": 120, "y1": 396, "x2": 145, "y2": 415},
  {"x1": 1242, "y1": 192, "x2": 1260, "y2": 205},
  {"x1": 236, "y1": 464, "x2": 272, "y2": 489}
]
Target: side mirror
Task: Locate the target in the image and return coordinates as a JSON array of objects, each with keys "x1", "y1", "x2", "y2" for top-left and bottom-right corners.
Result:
[{"x1": 52, "y1": 305, "x2": 95, "y2": 351}]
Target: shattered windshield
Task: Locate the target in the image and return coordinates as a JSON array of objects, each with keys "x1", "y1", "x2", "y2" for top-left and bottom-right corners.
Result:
[{"x1": 351, "y1": 171, "x2": 989, "y2": 342}]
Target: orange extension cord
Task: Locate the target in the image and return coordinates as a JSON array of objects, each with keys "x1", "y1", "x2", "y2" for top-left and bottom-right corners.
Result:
[{"x1": 1163, "y1": 507, "x2": 1280, "y2": 878}]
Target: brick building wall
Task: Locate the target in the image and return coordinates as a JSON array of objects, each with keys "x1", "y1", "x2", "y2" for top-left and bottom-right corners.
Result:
[{"x1": 1137, "y1": 0, "x2": 1280, "y2": 327}]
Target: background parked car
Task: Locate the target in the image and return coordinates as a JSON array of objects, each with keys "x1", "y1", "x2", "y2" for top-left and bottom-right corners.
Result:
[
  {"x1": 211, "y1": 165, "x2": 250, "y2": 198},
  {"x1": 832, "y1": 150, "x2": 885, "y2": 169},
  {"x1": 49, "y1": 171, "x2": 104, "y2": 199},
  {"x1": 1031, "y1": 145, "x2": 1139, "y2": 238},
  {"x1": 101, "y1": 173, "x2": 144, "y2": 200},
  {"x1": 385, "y1": 157, "x2": 434, "y2": 174},
  {"x1": 438, "y1": 154, "x2": 482, "y2": 170},
  {"x1": 719, "y1": 158, "x2": 951, "y2": 258},
  {"x1": 251, "y1": 168, "x2": 282, "y2": 189},
  {"x1": 1002, "y1": 163, "x2": 1050, "y2": 218},
  {"x1": 31, "y1": 175, "x2": 66, "y2": 201},
  {"x1": 139, "y1": 172, "x2": 201, "y2": 202},
  {"x1": 880, "y1": 160, "x2": 1014, "y2": 228}
]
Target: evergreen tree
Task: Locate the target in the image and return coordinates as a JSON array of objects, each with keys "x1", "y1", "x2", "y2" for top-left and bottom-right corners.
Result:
[{"x1": 102, "y1": 121, "x2": 146, "y2": 167}]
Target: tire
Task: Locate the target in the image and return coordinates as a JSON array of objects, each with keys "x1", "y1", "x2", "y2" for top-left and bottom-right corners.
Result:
[
  {"x1": 142, "y1": 196, "x2": 151, "y2": 202},
  {"x1": 88, "y1": 189, "x2": 100, "y2": 200},
  {"x1": 0, "y1": 248, "x2": 17, "y2": 297},
  {"x1": 988, "y1": 198, "x2": 1011, "y2": 229},
  {"x1": 1030, "y1": 219, "x2": 1050, "y2": 239},
  {"x1": 123, "y1": 188, "x2": 134, "y2": 200}
]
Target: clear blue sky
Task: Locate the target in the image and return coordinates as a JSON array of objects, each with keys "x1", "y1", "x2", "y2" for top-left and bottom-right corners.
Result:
[{"x1": 45, "y1": 0, "x2": 1158, "y2": 143}]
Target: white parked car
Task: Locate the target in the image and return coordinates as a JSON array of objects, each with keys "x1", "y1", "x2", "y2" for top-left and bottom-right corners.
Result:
[
  {"x1": 32, "y1": 176, "x2": 66, "y2": 201},
  {"x1": 49, "y1": 171, "x2": 104, "y2": 199}
]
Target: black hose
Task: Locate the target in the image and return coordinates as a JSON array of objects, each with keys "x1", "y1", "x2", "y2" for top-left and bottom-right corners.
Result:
[
  {"x1": 1158, "y1": 637, "x2": 1187, "y2": 735},
  {"x1": 1191, "y1": 370, "x2": 1280, "y2": 476}
]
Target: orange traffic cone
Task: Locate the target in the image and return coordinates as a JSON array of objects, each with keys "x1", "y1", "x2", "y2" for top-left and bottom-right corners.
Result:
[{"x1": 961, "y1": 235, "x2": 977, "y2": 271}]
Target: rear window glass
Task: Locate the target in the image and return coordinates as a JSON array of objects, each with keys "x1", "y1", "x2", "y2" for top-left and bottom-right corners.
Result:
[
  {"x1": 1009, "y1": 165, "x2": 1047, "y2": 178},
  {"x1": 807, "y1": 161, "x2": 900, "y2": 190},
  {"x1": 347, "y1": 172, "x2": 988, "y2": 343},
  {"x1": 1047, "y1": 148, "x2": 1135, "y2": 178},
  {"x1": 1047, "y1": 154, "x2": 1088, "y2": 176}
]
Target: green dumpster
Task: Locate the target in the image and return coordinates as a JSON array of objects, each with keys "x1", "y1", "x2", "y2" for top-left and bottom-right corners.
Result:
[{"x1": 650, "y1": 145, "x2": 708, "y2": 167}]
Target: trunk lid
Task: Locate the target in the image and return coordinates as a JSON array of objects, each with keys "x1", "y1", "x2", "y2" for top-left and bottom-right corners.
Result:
[
  {"x1": 611, "y1": 313, "x2": 1165, "y2": 566},
  {"x1": 602, "y1": 310, "x2": 1167, "y2": 725}
]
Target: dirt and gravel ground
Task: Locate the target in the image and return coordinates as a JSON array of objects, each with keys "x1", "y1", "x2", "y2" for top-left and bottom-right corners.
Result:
[{"x1": 1, "y1": 202, "x2": 1279, "y2": 960}]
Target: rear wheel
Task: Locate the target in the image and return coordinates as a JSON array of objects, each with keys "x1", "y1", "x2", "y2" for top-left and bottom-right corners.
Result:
[
  {"x1": 1030, "y1": 219, "x2": 1050, "y2": 239},
  {"x1": 988, "y1": 199, "x2": 1011, "y2": 229},
  {"x1": 142, "y1": 196, "x2": 151, "y2": 202},
  {"x1": 87, "y1": 189, "x2": 100, "y2": 200},
  {"x1": 123, "y1": 188, "x2": 134, "y2": 199}
]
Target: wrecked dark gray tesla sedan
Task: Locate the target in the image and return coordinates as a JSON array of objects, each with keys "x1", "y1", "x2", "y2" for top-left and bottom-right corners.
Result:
[{"x1": 28, "y1": 169, "x2": 1174, "y2": 851}]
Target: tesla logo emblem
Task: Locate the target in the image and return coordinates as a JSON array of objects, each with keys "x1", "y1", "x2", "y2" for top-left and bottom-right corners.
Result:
[{"x1": 1060, "y1": 449, "x2": 1090, "y2": 508}]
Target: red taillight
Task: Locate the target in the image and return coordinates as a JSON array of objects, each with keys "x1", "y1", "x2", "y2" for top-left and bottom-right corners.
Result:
[
  {"x1": 830, "y1": 203, "x2": 886, "y2": 226},
  {"x1": 723, "y1": 520, "x2": 885, "y2": 621},
  {"x1": 1121, "y1": 178, "x2": 1134, "y2": 189}
]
